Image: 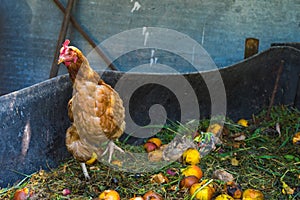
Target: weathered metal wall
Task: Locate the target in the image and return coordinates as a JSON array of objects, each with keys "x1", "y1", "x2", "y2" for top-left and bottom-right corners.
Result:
[
  {"x1": 0, "y1": 0, "x2": 299, "y2": 95},
  {"x1": 0, "y1": 46, "x2": 299, "y2": 187}
]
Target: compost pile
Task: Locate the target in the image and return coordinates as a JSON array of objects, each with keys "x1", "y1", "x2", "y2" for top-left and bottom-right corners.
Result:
[{"x1": 1, "y1": 105, "x2": 299, "y2": 199}]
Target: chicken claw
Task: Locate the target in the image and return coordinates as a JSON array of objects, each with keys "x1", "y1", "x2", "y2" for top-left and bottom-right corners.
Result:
[{"x1": 101, "y1": 140, "x2": 124, "y2": 163}]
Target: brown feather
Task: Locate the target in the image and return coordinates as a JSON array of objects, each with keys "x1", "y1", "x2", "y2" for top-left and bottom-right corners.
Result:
[
  {"x1": 63, "y1": 45, "x2": 125, "y2": 162},
  {"x1": 67, "y1": 98, "x2": 74, "y2": 122},
  {"x1": 65, "y1": 125, "x2": 102, "y2": 162}
]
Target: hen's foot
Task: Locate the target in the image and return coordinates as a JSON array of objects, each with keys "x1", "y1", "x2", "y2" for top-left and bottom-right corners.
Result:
[
  {"x1": 101, "y1": 140, "x2": 124, "y2": 163},
  {"x1": 80, "y1": 162, "x2": 91, "y2": 180}
]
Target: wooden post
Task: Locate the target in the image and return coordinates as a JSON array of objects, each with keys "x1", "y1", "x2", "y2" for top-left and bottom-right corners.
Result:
[
  {"x1": 52, "y1": 0, "x2": 118, "y2": 71},
  {"x1": 244, "y1": 38, "x2": 259, "y2": 59},
  {"x1": 49, "y1": 0, "x2": 75, "y2": 78}
]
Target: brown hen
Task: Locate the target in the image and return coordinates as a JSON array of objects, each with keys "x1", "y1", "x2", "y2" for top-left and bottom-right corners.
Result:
[{"x1": 58, "y1": 39, "x2": 125, "y2": 179}]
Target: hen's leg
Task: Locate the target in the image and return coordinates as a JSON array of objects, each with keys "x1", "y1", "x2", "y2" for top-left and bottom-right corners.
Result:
[
  {"x1": 101, "y1": 140, "x2": 124, "y2": 163},
  {"x1": 80, "y1": 162, "x2": 90, "y2": 180}
]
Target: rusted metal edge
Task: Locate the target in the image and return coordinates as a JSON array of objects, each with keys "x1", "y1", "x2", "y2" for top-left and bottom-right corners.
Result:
[{"x1": 266, "y1": 60, "x2": 284, "y2": 119}]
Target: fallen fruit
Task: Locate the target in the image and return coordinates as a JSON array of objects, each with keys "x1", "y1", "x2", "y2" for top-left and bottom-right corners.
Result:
[
  {"x1": 13, "y1": 187, "x2": 30, "y2": 200},
  {"x1": 144, "y1": 142, "x2": 158, "y2": 152},
  {"x1": 199, "y1": 179, "x2": 216, "y2": 191},
  {"x1": 62, "y1": 188, "x2": 71, "y2": 196},
  {"x1": 182, "y1": 148, "x2": 201, "y2": 165},
  {"x1": 242, "y1": 188, "x2": 264, "y2": 200},
  {"x1": 180, "y1": 175, "x2": 199, "y2": 189},
  {"x1": 99, "y1": 189, "x2": 120, "y2": 200},
  {"x1": 225, "y1": 181, "x2": 242, "y2": 199},
  {"x1": 190, "y1": 182, "x2": 215, "y2": 200},
  {"x1": 207, "y1": 123, "x2": 223, "y2": 136},
  {"x1": 166, "y1": 168, "x2": 178, "y2": 176},
  {"x1": 143, "y1": 190, "x2": 163, "y2": 200},
  {"x1": 292, "y1": 132, "x2": 300, "y2": 145},
  {"x1": 151, "y1": 172, "x2": 169, "y2": 184},
  {"x1": 147, "y1": 138, "x2": 162, "y2": 148},
  {"x1": 237, "y1": 119, "x2": 248, "y2": 127},
  {"x1": 181, "y1": 165, "x2": 203, "y2": 179}
]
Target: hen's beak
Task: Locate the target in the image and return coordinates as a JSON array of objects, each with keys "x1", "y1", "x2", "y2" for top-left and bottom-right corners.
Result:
[{"x1": 57, "y1": 57, "x2": 64, "y2": 65}]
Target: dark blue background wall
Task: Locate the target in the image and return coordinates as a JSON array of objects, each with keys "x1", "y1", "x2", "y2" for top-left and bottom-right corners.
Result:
[{"x1": 0, "y1": 0, "x2": 299, "y2": 95}]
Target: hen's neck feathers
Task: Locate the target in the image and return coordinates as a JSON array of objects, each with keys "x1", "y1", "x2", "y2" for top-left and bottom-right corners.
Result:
[{"x1": 67, "y1": 50, "x2": 100, "y2": 84}]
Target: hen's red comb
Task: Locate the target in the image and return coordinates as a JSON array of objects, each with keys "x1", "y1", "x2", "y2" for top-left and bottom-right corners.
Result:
[
  {"x1": 60, "y1": 39, "x2": 70, "y2": 56},
  {"x1": 63, "y1": 39, "x2": 70, "y2": 47}
]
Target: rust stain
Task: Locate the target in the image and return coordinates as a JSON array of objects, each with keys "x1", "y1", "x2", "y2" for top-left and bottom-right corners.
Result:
[{"x1": 21, "y1": 120, "x2": 31, "y2": 157}]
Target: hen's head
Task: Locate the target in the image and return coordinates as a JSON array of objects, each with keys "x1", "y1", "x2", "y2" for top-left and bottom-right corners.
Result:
[{"x1": 58, "y1": 39, "x2": 81, "y2": 67}]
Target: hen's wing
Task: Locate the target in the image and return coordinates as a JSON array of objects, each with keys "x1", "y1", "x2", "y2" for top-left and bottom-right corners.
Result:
[{"x1": 71, "y1": 79, "x2": 125, "y2": 147}]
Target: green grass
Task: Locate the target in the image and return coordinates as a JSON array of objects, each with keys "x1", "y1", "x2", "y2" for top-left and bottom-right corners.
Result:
[{"x1": 1, "y1": 105, "x2": 299, "y2": 199}]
